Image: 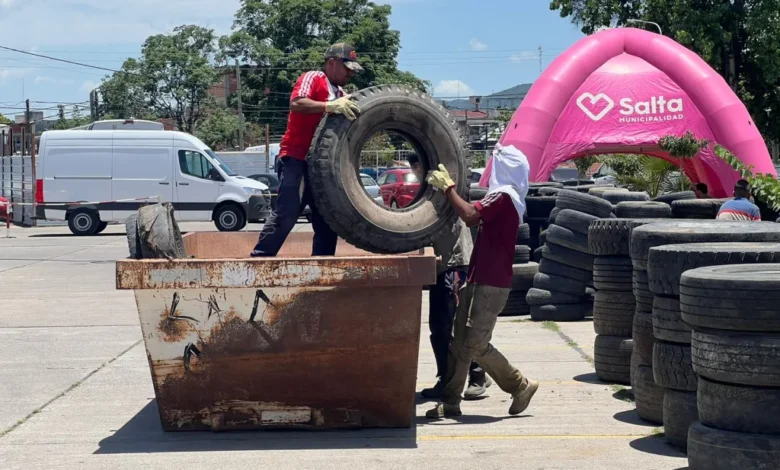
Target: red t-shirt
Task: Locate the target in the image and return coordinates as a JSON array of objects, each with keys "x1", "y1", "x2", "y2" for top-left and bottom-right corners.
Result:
[
  {"x1": 279, "y1": 71, "x2": 344, "y2": 160},
  {"x1": 467, "y1": 192, "x2": 520, "y2": 288}
]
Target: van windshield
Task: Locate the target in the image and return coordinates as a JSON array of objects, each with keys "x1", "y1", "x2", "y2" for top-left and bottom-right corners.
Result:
[{"x1": 204, "y1": 149, "x2": 237, "y2": 176}]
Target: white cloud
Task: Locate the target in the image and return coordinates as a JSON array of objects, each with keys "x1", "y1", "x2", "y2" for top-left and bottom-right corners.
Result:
[
  {"x1": 79, "y1": 80, "x2": 99, "y2": 93},
  {"x1": 509, "y1": 51, "x2": 537, "y2": 62},
  {"x1": 433, "y1": 80, "x2": 475, "y2": 98},
  {"x1": 469, "y1": 38, "x2": 488, "y2": 51},
  {"x1": 35, "y1": 75, "x2": 74, "y2": 85},
  {"x1": 0, "y1": 68, "x2": 33, "y2": 81}
]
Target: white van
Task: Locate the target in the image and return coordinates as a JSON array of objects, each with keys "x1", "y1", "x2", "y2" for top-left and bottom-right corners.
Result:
[{"x1": 35, "y1": 130, "x2": 271, "y2": 235}]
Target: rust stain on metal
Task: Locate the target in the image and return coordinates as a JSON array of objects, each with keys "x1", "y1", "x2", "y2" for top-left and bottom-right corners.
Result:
[{"x1": 158, "y1": 293, "x2": 198, "y2": 342}]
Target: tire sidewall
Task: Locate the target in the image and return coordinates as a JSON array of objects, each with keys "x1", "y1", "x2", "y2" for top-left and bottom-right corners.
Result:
[
  {"x1": 69, "y1": 209, "x2": 98, "y2": 236},
  {"x1": 215, "y1": 204, "x2": 246, "y2": 232}
]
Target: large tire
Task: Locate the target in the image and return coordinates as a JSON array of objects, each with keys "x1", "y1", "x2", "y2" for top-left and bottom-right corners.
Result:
[
  {"x1": 632, "y1": 312, "x2": 654, "y2": 366},
  {"x1": 615, "y1": 201, "x2": 671, "y2": 219},
  {"x1": 554, "y1": 209, "x2": 599, "y2": 235},
  {"x1": 537, "y1": 257, "x2": 592, "y2": 283},
  {"x1": 125, "y1": 214, "x2": 143, "y2": 259},
  {"x1": 545, "y1": 224, "x2": 590, "y2": 254},
  {"x1": 516, "y1": 223, "x2": 531, "y2": 245},
  {"x1": 548, "y1": 207, "x2": 561, "y2": 224},
  {"x1": 513, "y1": 245, "x2": 531, "y2": 264},
  {"x1": 68, "y1": 208, "x2": 100, "y2": 236},
  {"x1": 136, "y1": 203, "x2": 186, "y2": 259},
  {"x1": 526, "y1": 196, "x2": 558, "y2": 219},
  {"x1": 647, "y1": 242, "x2": 780, "y2": 296},
  {"x1": 592, "y1": 256, "x2": 633, "y2": 291},
  {"x1": 632, "y1": 361, "x2": 664, "y2": 424},
  {"x1": 533, "y1": 272, "x2": 588, "y2": 295},
  {"x1": 602, "y1": 190, "x2": 650, "y2": 204},
  {"x1": 511, "y1": 262, "x2": 538, "y2": 291},
  {"x1": 588, "y1": 219, "x2": 633, "y2": 256},
  {"x1": 652, "y1": 295, "x2": 690, "y2": 344},
  {"x1": 663, "y1": 389, "x2": 698, "y2": 450},
  {"x1": 594, "y1": 335, "x2": 632, "y2": 384},
  {"x1": 680, "y1": 263, "x2": 780, "y2": 331},
  {"x1": 468, "y1": 187, "x2": 488, "y2": 202},
  {"x1": 698, "y1": 376, "x2": 780, "y2": 435},
  {"x1": 530, "y1": 303, "x2": 590, "y2": 321},
  {"x1": 671, "y1": 198, "x2": 728, "y2": 219},
  {"x1": 525, "y1": 287, "x2": 582, "y2": 306},
  {"x1": 541, "y1": 242, "x2": 595, "y2": 272},
  {"x1": 555, "y1": 190, "x2": 613, "y2": 218},
  {"x1": 589, "y1": 187, "x2": 627, "y2": 197},
  {"x1": 688, "y1": 422, "x2": 780, "y2": 470},
  {"x1": 538, "y1": 187, "x2": 562, "y2": 196},
  {"x1": 653, "y1": 340, "x2": 697, "y2": 391},
  {"x1": 629, "y1": 220, "x2": 780, "y2": 270},
  {"x1": 213, "y1": 203, "x2": 247, "y2": 232},
  {"x1": 95, "y1": 221, "x2": 108, "y2": 234},
  {"x1": 632, "y1": 269, "x2": 654, "y2": 314},
  {"x1": 308, "y1": 85, "x2": 467, "y2": 253},
  {"x1": 499, "y1": 290, "x2": 531, "y2": 317},
  {"x1": 532, "y1": 246, "x2": 543, "y2": 262},
  {"x1": 692, "y1": 330, "x2": 780, "y2": 387},
  {"x1": 593, "y1": 290, "x2": 635, "y2": 336},
  {"x1": 652, "y1": 190, "x2": 696, "y2": 204}
]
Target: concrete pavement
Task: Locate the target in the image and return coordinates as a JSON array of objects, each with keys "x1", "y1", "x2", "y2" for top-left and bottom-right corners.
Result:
[{"x1": 0, "y1": 222, "x2": 687, "y2": 469}]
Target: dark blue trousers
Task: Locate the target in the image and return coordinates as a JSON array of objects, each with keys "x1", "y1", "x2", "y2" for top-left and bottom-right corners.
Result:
[
  {"x1": 429, "y1": 267, "x2": 484, "y2": 382},
  {"x1": 251, "y1": 157, "x2": 338, "y2": 257}
]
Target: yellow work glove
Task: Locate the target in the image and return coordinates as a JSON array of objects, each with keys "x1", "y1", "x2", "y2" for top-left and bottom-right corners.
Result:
[
  {"x1": 325, "y1": 95, "x2": 360, "y2": 121},
  {"x1": 427, "y1": 164, "x2": 455, "y2": 191}
]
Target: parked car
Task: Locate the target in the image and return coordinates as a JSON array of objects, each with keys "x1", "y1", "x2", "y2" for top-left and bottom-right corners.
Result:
[
  {"x1": 550, "y1": 167, "x2": 579, "y2": 183},
  {"x1": 36, "y1": 129, "x2": 271, "y2": 235},
  {"x1": 376, "y1": 168, "x2": 420, "y2": 208},
  {"x1": 469, "y1": 168, "x2": 485, "y2": 188},
  {"x1": 592, "y1": 163, "x2": 618, "y2": 185},
  {"x1": 360, "y1": 173, "x2": 385, "y2": 205},
  {"x1": 247, "y1": 172, "x2": 312, "y2": 221},
  {"x1": 359, "y1": 167, "x2": 389, "y2": 181}
]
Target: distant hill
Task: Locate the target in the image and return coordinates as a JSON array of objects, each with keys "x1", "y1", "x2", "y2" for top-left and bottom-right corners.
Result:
[{"x1": 440, "y1": 83, "x2": 532, "y2": 111}]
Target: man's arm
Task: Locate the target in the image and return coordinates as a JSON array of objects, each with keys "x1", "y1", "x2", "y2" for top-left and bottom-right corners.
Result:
[
  {"x1": 290, "y1": 97, "x2": 327, "y2": 114},
  {"x1": 444, "y1": 187, "x2": 481, "y2": 227}
]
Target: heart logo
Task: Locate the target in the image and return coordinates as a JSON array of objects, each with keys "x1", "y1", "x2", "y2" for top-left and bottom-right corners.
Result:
[{"x1": 576, "y1": 92, "x2": 614, "y2": 121}]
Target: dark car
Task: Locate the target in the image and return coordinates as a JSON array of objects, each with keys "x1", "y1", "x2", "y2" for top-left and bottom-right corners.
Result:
[{"x1": 248, "y1": 172, "x2": 312, "y2": 221}]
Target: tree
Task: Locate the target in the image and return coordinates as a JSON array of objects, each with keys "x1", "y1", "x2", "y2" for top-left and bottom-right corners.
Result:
[
  {"x1": 219, "y1": 0, "x2": 430, "y2": 129},
  {"x1": 574, "y1": 155, "x2": 597, "y2": 178},
  {"x1": 195, "y1": 104, "x2": 244, "y2": 150},
  {"x1": 549, "y1": 0, "x2": 780, "y2": 143},
  {"x1": 100, "y1": 25, "x2": 220, "y2": 133},
  {"x1": 0, "y1": 114, "x2": 11, "y2": 125},
  {"x1": 52, "y1": 104, "x2": 92, "y2": 130}
]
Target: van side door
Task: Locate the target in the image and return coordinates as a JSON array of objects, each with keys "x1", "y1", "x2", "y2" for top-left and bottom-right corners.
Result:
[
  {"x1": 175, "y1": 149, "x2": 220, "y2": 221},
  {"x1": 112, "y1": 134, "x2": 174, "y2": 222}
]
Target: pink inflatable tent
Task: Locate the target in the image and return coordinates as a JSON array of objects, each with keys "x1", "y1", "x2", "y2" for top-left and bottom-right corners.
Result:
[{"x1": 479, "y1": 28, "x2": 775, "y2": 198}]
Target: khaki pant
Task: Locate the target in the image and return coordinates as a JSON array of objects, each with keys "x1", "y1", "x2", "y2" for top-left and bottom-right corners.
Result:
[{"x1": 442, "y1": 283, "x2": 528, "y2": 405}]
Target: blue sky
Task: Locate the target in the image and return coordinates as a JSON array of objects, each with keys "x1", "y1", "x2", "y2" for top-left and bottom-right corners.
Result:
[{"x1": 0, "y1": 0, "x2": 585, "y2": 119}]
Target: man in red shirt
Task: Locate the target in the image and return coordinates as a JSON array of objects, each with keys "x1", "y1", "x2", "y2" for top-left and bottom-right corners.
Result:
[
  {"x1": 424, "y1": 145, "x2": 539, "y2": 419},
  {"x1": 250, "y1": 43, "x2": 362, "y2": 257}
]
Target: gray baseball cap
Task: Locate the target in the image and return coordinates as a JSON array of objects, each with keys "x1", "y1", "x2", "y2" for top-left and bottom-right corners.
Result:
[{"x1": 325, "y1": 43, "x2": 364, "y2": 72}]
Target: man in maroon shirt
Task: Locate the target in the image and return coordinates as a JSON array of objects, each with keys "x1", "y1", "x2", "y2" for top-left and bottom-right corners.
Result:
[
  {"x1": 424, "y1": 145, "x2": 539, "y2": 418},
  {"x1": 250, "y1": 43, "x2": 362, "y2": 257}
]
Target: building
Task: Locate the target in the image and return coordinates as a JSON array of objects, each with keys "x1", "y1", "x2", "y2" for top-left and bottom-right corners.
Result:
[{"x1": 440, "y1": 83, "x2": 532, "y2": 111}]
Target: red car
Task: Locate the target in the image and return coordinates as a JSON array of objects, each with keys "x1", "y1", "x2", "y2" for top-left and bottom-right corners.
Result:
[{"x1": 377, "y1": 168, "x2": 420, "y2": 208}]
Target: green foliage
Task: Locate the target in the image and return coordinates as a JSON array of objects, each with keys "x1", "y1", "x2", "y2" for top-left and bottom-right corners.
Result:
[
  {"x1": 496, "y1": 108, "x2": 515, "y2": 125},
  {"x1": 574, "y1": 155, "x2": 597, "y2": 178},
  {"x1": 549, "y1": 0, "x2": 780, "y2": 144},
  {"x1": 52, "y1": 105, "x2": 92, "y2": 130},
  {"x1": 194, "y1": 104, "x2": 244, "y2": 150},
  {"x1": 714, "y1": 144, "x2": 780, "y2": 210},
  {"x1": 658, "y1": 131, "x2": 709, "y2": 159},
  {"x1": 220, "y1": 0, "x2": 429, "y2": 130},
  {"x1": 596, "y1": 154, "x2": 688, "y2": 197},
  {"x1": 0, "y1": 114, "x2": 12, "y2": 125},
  {"x1": 100, "y1": 25, "x2": 220, "y2": 133}
]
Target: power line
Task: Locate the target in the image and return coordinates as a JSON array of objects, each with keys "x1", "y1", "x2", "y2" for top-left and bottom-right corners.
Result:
[{"x1": 0, "y1": 45, "x2": 130, "y2": 75}]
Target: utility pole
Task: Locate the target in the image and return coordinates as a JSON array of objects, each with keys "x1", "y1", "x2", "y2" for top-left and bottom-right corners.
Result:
[
  {"x1": 265, "y1": 123, "x2": 270, "y2": 170},
  {"x1": 235, "y1": 59, "x2": 244, "y2": 149},
  {"x1": 538, "y1": 46, "x2": 543, "y2": 74},
  {"x1": 24, "y1": 99, "x2": 30, "y2": 155}
]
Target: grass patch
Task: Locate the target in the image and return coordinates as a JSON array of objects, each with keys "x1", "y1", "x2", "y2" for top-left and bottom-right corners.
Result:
[
  {"x1": 610, "y1": 385, "x2": 626, "y2": 393},
  {"x1": 541, "y1": 321, "x2": 560, "y2": 332},
  {"x1": 511, "y1": 318, "x2": 531, "y2": 323},
  {"x1": 651, "y1": 427, "x2": 664, "y2": 436},
  {"x1": 566, "y1": 339, "x2": 579, "y2": 348}
]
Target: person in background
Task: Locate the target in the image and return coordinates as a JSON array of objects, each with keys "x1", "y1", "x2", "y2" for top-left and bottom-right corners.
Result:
[
  {"x1": 692, "y1": 182, "x2": 712, "y2": 199},
  {"x1": 407, "y1": 154, "x2": 491, "y2": 400},
  {"x1": 716, "y1": 179, "x2": 761, "y2": 221},
  {"x1": 250, "y1": 43, "x2": 362, "y2": 257},
  {"x1": 423, "y1": 145, "x2": 538, "y2": 419}
]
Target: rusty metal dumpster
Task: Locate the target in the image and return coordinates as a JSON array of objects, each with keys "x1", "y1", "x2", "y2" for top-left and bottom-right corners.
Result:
[{"x1": 116, "y1": 231, "x2": 436, "y2": 431}]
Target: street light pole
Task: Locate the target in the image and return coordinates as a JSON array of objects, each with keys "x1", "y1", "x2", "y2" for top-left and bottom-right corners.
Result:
[{"x1": 627, "y1": 19, "x2": 662, "y2": 35}]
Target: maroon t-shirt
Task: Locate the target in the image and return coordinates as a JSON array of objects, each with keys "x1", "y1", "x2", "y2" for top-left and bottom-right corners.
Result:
[{"x1": 467, "y1": 192, "x2": 520, "y2": 288}]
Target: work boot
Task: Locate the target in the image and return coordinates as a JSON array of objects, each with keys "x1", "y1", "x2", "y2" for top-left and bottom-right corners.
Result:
[
  {"x1": 425, "y1": 402, "x2": 462, "y2": 419},
  {"x1": 509, "y1": 379, "x2": 539, "y2": 416},
  {"x1": 420, "y1": 380, "x2": 444, "y2": 399},
  {"x1": 463, "y1": 375, "x2": 493, "y2": 400}
]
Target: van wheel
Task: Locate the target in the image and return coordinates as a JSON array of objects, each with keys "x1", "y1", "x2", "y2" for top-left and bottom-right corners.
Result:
[
  {"x1": 68, "y1": 209, "x2": 100, "y2": 236},
  {"x1": 214, "y1": 203, "x2": 246, "y2": 232},
  {"x1": 95, "y1": 222, "x2": 108, "y2": 234}
]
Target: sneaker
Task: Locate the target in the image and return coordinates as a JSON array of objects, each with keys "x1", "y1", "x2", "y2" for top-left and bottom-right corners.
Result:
[
  {"x1": 509, "y1": 379, "x2": 539, "y2": 416},
  {"x1": 425, "y1": 402, "x2": 462, "y2": 419},
  {"x1": 463, "y1": 375, "x2": 493, "y2": 400},
  {"x1": 421, "y1": 380, "x2": 444, "y2": 399}
]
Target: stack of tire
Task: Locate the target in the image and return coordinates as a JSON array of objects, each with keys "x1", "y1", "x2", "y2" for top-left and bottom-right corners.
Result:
[
  {"x1": 526, "y1": 190, "x2": 612, "y2": 321},
  {"x1": 647, "y1": 242, "x2": 780, "y2": 451},
  {"x1": 630, "y1": 221, "x2": 780, "y2": 450},
  {"x1": 671, "y1": 198, "x2": 728, "y2": 219},
  {"x1": 525, "y1": 186, "x2": 560, "y2": 251},
  {"x1": 499, "y1": 223, "x2": 535, "y2": 317},
  {"x1": 681, "y1": 264, "x2": 780, "y2": 468}
]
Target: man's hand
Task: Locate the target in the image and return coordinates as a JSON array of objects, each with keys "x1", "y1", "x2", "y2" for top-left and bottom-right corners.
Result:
[
  {"x1": 427, "y1": 164, "x2": 456, "y2": 191},
  {"x1": 325, "y1": 95, "x2": 360, "y2": 121}
]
